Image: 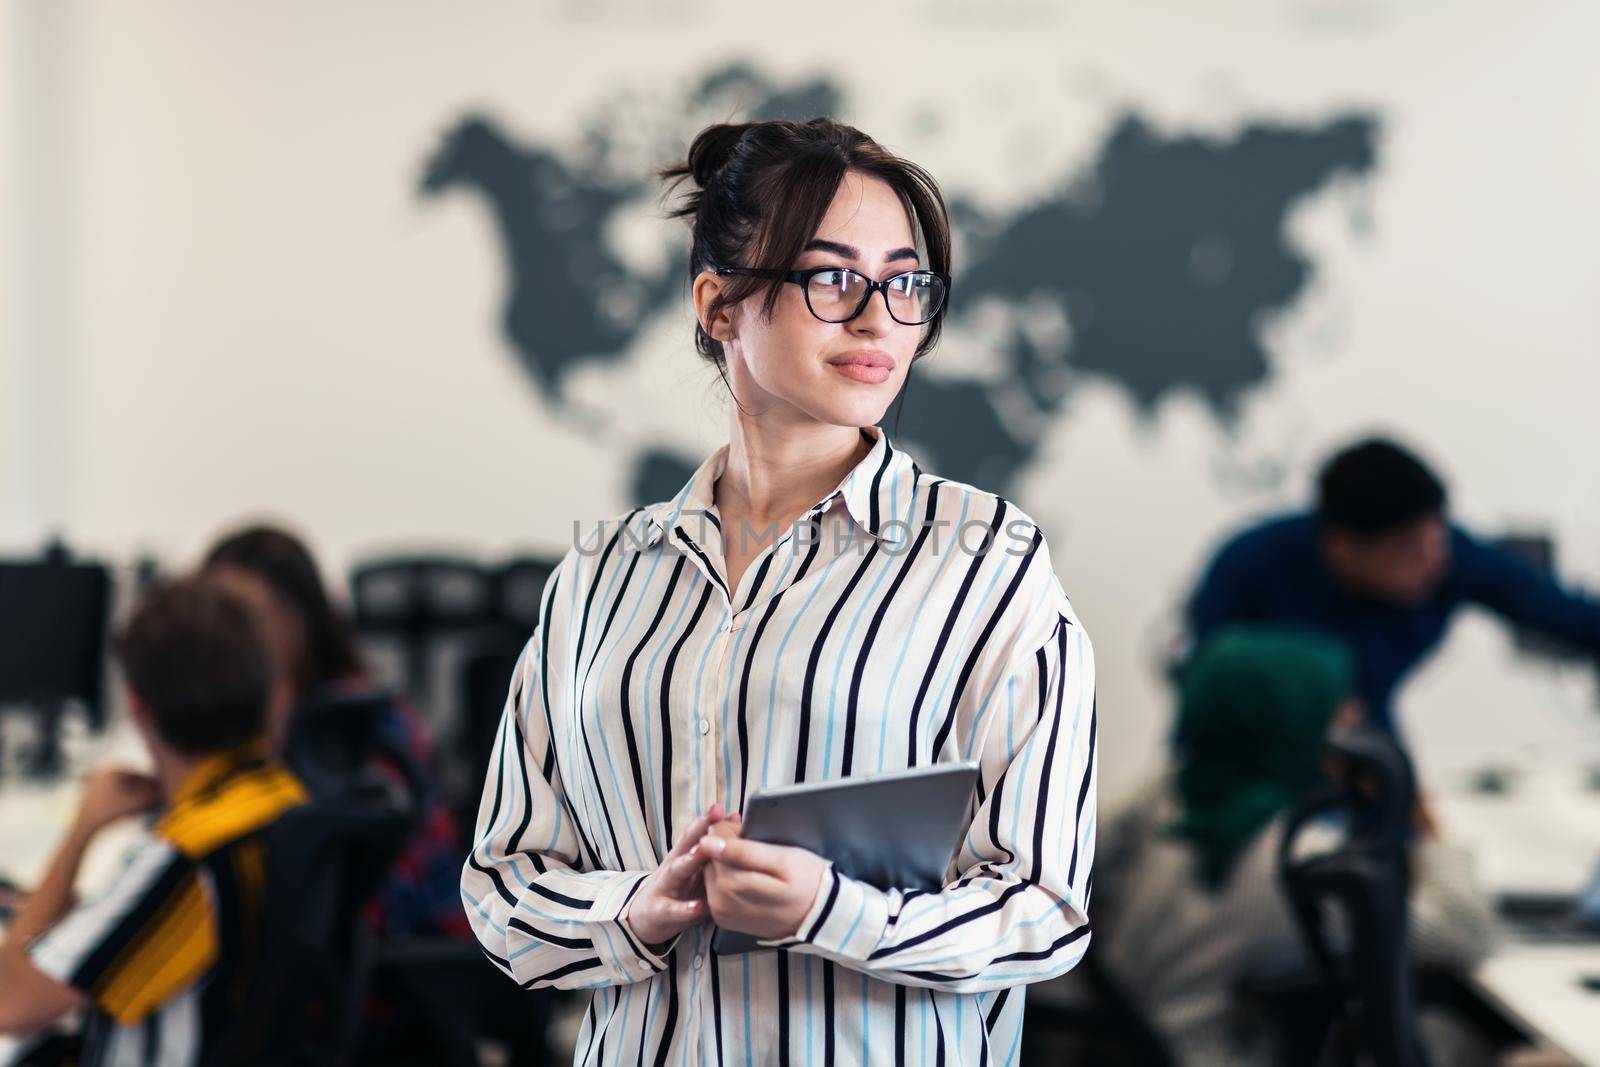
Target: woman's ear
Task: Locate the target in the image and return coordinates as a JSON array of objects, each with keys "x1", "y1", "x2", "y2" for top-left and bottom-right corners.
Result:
[{"x1": 692, "y1": 270, "x2": 735, "y2": 342}]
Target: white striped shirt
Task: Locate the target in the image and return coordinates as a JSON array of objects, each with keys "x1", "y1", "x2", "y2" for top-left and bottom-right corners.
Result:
[
  {"x1": 462, "y1": 424, "x2": 1097, "y2": 1066},
  {"x1": 23, "y1": 748, "x2": 306, "y2": 1067}
]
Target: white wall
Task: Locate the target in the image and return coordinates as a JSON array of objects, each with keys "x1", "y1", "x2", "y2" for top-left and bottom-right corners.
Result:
[
  {"x1": 7, "y1": 0, "x2": 1599, "y2": 799},
  {"x1": 4, "y1": 0, "x2": 79, "y2": 547}
]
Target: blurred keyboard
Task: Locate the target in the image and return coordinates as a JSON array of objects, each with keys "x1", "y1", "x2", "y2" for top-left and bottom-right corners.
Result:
[{"x1": 1497, "y1": 892, "x2": 1600, "y2": 942}]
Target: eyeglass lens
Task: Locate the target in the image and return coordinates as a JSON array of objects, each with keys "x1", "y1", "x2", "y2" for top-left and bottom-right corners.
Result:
[{"x1": 806, "y1": 269, "x2": 946, "y2": 325}]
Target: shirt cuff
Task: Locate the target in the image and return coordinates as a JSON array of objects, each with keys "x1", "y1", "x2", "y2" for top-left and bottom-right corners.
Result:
[
  {"x1": 758, "y1": 863, "x2": 890, "y2": 961},
  {"x1": 604, "y1": 870, "x2": 681, "y2": 972},
  {"x1": 593, "y1": 870, "x2": 678, "y2": 977},
  {"x1": 503, "y1": 870, "x2": 675, "y2": 983}
]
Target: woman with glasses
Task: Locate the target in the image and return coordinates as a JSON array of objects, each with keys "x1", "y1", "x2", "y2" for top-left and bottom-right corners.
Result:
[{"x1": 462, "y1": 117, "x2": 1097, "y2": 1065}]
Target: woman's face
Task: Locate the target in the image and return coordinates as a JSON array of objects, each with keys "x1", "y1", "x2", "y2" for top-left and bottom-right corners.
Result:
[{"x1": 696, "y1": 170, "x2": 925, "y2": 428}]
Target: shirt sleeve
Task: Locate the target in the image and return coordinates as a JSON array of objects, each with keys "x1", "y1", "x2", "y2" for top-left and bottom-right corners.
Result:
[
  {"x1": 460, "y1": 576, "x2": 675, "y2": 990},
  {"x1": 1407, "y1": 838, "x2": 1497, "y2": 971},
  {"x1": 1453, "y1": 527, "x2": 1600, "y2": 657},
  {"x1": 760, "y1": 553, "x2": 1098, "y2": 993},
  {"x1": 28, "y1": 830, "x2": 216, "y2": 1024}
]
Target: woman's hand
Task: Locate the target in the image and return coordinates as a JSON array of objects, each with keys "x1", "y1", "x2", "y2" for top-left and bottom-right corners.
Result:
[
  {"x1": 698, "y1": 822, "x2": 828, "y2": 942},
  {"x1": 623, "y1": 804, "x2": 726, "y2": 947}
]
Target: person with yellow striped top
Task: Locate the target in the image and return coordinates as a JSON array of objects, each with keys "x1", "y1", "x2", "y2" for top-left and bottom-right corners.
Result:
[{"x1": 0, "y1": 576, "x2": 309, "y2": 1066}]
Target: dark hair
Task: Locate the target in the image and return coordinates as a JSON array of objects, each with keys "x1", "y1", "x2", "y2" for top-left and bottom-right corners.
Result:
[
  {"x1": 1316, "y1": 437, "x2": 1447, "y2": 536},
  {"x1": 202, "y1": 524, "x2": 364, "y2": 694},
  {"x1": 114, "y1": 576, "x2": 272, "y2": 755},
  {"x1": 658, "y1": 118, "x2": 952, "y2": 408}
]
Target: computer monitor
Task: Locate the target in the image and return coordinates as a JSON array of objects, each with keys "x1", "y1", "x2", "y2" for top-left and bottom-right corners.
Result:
[{"x1": 0, "y1": 550, "x2": 113, "y2": 770}]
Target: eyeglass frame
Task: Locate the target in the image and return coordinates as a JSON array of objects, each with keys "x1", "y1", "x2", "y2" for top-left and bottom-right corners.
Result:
[{"x1": 712, "y1": 265, "x2": 953, "y2": 326}]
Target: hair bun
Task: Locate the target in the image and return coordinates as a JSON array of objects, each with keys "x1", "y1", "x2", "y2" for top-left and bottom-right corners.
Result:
[{"x1": 685, "y1": 122, "x2": 750, "y2": 187}]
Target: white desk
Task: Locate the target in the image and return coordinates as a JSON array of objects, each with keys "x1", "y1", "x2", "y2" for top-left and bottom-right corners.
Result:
[
  {"x1": 1473, "y1": 944, "x2": 1600, "y2": 1067},
  {"x1": 1433, "y1": 765, "x2": 1600, "y2": 1066},
  {"x1": 0, "y1": 720, "x2": 150, "y2": 887},
  {"x1": 1430, "y1": 764, "x2": 1600, "y2": 901}
]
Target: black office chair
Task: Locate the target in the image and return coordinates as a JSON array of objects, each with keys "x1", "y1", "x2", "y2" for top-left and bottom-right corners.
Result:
[
  {"x1": 211, "y1": 794, "x2": 417, "y2": 1067},
  {"x1": 0, "y1": 544, "x2": 112, "y2": 776},
  {"x1": 279, "y1": 683, "x2": 540, "y2": 1065},
  {"x1": 354, "y1": 632, "x2": 558, "y2": 1067},
  {"x1": 492, "y1": 556, "x2": 556, "y2": 634},
  {"x1": 217, "y1": 675, "x2": 424, "y2": 1063},
  {"x1": 349, "y1": 556, "x2": 495, "y2": 711},
  {"x1": 443, "y1": 556, "x2": 556, "y2": 834},
  {"x1": 351, "y1": 557, "x2": 562, "y2": 1066},
  {"x1": 1274, "y1": 725, "x2": 1426, "y2": 1067},
  {"x1": 449, "y1": 637, "x2": 523, "y2": 830}
]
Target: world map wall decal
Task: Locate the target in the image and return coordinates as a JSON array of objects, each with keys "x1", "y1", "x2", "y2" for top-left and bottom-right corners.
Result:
[{"x1": 419, "y1": 62, "x2": 1378, "y2": 507}]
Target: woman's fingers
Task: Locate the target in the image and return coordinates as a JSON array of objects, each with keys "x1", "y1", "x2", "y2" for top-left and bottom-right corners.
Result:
[
  {"x1": 706, "y1": 816, "x2": 743, "y2": 841},
  {"x1": 698, "y1": 835, "x2": 789, "y2": 876},
  {"x1": 665, "y1": 897, "x2": 704, "y2": 921},
  {"x1": 666, "y1": 804, "x2": 724, "y2": 860},
  {"x1": 657, "y1": 845, "x2": 712, "y2": 894},
  {"x1": 637, "y1": 896, "x2": 704, "y2": 943},
  {"x1": 684, "y1": 804, "x2": 723, "y2": 846}
]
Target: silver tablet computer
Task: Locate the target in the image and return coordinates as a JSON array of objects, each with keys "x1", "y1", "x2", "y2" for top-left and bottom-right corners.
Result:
[{"x1": 710, "y1": 761, "x2": 980, "y2": 955}]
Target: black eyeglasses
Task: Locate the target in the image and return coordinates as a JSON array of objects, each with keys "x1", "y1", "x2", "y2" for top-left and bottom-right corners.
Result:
[{"x1": 714, "y1": 265, "x2": 951, "y2": 326}]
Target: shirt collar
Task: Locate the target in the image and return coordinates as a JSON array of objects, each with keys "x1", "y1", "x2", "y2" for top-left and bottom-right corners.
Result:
[
  {"x1": 644, "y1": 425, "x2": 918, "y2": 550},
  {"x1": 166, "y1": 738, "x2": 271, "y2": 809}
]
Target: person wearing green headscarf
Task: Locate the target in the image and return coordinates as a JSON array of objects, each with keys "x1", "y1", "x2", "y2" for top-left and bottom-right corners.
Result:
[
  {"x1": 1054, "y1": 623, "x2": 1496, "y2": 1067},
  {"x1": 1170, "y1": 625, "x2": 1357, "y2": 889}
]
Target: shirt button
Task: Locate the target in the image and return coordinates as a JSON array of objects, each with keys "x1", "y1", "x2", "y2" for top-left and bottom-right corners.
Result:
[
  {"x1": 693, "y1": 952, "x2": 704, "y2": 969},
  {"x1": 698, "y1": 717, "x2": 710, "y2": 735}
]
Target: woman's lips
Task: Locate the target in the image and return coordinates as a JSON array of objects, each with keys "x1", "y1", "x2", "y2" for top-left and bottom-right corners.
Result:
[
  {"x1": 827, "y1": 351, "x2": 895, "y2": 385},
  {"x1": 829, "y1": 361, "x2": 892, "y2": 384}
]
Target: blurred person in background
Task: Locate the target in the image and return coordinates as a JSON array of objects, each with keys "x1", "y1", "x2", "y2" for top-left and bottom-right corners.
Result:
[
  {"x1": 201, "y1": 524, "x2": 468, "y2": 940},
  {"x1": 1185, "y1": 437, "x2": 1600, "y2": 739},
  {"x1": 1092, "y1": 625, "x2": 1497, "y2": 1067},
  {"x1": 0, "y1": 576, "x2": 308, "y2": 1064}
]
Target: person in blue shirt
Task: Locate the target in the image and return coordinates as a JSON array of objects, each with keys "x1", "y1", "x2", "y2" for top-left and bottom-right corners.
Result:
[{"x1": 1185, "y1": 437, "x2": 1600, "y2": 737}]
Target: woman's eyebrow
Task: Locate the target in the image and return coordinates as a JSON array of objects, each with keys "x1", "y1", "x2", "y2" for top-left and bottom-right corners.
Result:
[{"x1": 802, "y1": 238, "x2": 921, "y2": 264}]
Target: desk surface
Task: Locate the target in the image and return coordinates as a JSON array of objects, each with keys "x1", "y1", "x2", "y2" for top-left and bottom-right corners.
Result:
[
  {"x1": 0, "y1": 720, "x2": 149, "y2": 888},
  {"x1": 1472, "y1": 943, "x2": 1600, "y2": 1067},
  {"x1": 1431, "y1": 764, "x2": 1600, "y2": 900},
  {"x1": 1435, "y1": 766, "x2": 1600, "y2": 1066}
]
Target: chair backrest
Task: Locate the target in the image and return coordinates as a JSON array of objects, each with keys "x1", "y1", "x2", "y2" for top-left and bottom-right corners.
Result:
[
  {"x1": 210, "y1": 691, "x2": 426, "y2": 1064},
  {"x1": 349, "y1": 557, "x2": 493, "y2": 633},
  {"x1": 450, "y1": 635, "x2": 523, "y2": 832},
  {"x1": 444, "y1": 557, "x2": 554, "y2": 829},
  {"x1": 492, "y1": 557, "x2": 556, "y2": 633},
  {"x1": 210, "y1": 796, "x2": 415, "y2": 1066},
  {"x1": 348, "y1": 556, "x2": 494, "y2": 706},
  {"x1": 1277, "y1": 726, "x2": 1425, "y2": 1067}
]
